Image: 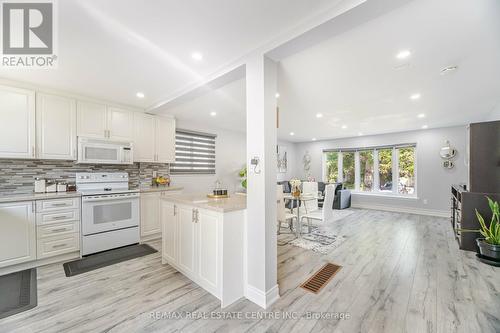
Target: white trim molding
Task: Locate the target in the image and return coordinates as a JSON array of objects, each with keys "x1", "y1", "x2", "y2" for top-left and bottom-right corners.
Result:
[
  {"x1": 351, "y1": 203, "x2": 449, "y2": 218},
  {"x1": 245, "y1": 284, "x2": 280, "y2": 309}
]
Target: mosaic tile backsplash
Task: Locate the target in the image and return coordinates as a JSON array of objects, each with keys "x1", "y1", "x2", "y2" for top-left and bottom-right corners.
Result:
[{"x1": 0, "y1": 159, "x2": 170, "y2": 193}]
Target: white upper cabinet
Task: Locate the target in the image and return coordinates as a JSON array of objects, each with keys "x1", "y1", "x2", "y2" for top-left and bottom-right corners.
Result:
[
  {"x1": 0, "y1": 85, "x2": 35, "y2": 159},
  {"x1": 36, "y1": 93, "x2": 77, "y2": 160},
  {"x1": 133, "y1": 112, "x2": 156, "y2": 162},
  {"x1": 77, "y1": 102, "x2": 133, "y2": 141},
  {"x1": 156, "y1": 116, "x2": 176, "y2": 163},
  {"x1": 107, "y1": 107, "x2": 133, "y2": 142},
  {"x1": 134, "y1": 113, "x2": 175, "y2": 163},
  {"x1": 77, "y1": 101, "x2": 107, "y2": 139}
]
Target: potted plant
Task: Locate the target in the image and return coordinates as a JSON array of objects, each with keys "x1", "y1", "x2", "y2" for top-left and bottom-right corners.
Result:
[
  {"x1": 460, "y1": 196, "x2": 500, "y2": 263},
  {"x1": 238, "y1": 167, "x2": 247, "y2": 191}
]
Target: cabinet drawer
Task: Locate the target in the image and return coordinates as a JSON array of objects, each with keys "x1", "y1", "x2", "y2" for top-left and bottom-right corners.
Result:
[
  {"x1": 37, "y1": 221, "x2": 79, "y2": 238},
  {"x1": 37, "y1": 233, "x2": 79, "y2": 259},
  {"x1": 36, "y1": 209, "x2": 79, "y2": 225},
  {"x1": 36, "y1": 198, "x2": 80, "y2": 212}
]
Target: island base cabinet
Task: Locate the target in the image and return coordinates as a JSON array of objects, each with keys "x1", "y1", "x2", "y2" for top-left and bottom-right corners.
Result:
[
  {"x1": 0, "y1": 202, "x2": 36, "y2": 268},
  {"x1": 160, "y1": 201, "x2": 245, "y2": 308}
]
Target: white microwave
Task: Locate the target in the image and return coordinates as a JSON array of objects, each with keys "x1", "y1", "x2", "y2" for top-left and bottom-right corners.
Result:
[{"x1": 77, "y1": 137, "x2": 133, "y2": 165}]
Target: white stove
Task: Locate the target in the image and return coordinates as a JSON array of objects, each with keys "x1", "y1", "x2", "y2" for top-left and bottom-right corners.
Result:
[{"x1": 77, "y1": 172, "x2": 140, "y2": 255}]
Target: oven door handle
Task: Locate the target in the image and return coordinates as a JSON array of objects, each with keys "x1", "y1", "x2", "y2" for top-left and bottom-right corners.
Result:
[{"x1": 83, "y1": 195, "x2": 139, "y2": 202}]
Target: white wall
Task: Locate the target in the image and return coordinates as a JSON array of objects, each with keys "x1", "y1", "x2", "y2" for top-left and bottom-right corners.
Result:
[
  {"x1": 276, "y1": 140, "x2": 298, "y2": 182},
  {"x1": 292, "y1": 126, "x2": 468, "y2": 216},
  {"x1": 487, "y1": 103, "x2": 500, "y2": 121},
  {"x1": 170, "y1": 119, "x2": 246, "y2": 193}
]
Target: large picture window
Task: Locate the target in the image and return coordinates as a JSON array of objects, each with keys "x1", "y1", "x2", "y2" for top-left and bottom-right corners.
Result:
[{"x1": 323, "y1": 144, "x2": 416, "y2": 196}]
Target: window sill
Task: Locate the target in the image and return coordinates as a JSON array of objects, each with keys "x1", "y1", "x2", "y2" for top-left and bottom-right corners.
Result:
[{"x1": 351, "y1": 191, "x2": 419, "y2": 200}]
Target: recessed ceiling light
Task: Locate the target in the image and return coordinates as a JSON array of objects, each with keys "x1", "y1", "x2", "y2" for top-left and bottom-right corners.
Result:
[
  {"x1": 358, "y1": 132, "x2": 363, "y2": 136},
  {"x1": 410, "y1": 93, "x2": 421, "y2": 100},
  {"x1": 396, "y1": 50, "x2": 411, "y2": 59},
  {"x1": 191, "y1": 52, "x2": 203, "y2": 61},
  {"x1": 289, "y1": 132, "x2": 295, "y2": 136},
  {"x1": 210, "y1": 111, "x2": 217, "y2": 117},
  {"x1": 316, "y1": 113, "x2": 323, "y2": 118},
  {"x1": 312, "y1": 138, "x2": 317, "y2": 141},
  {"x1": 417, "y1": 113, "x2": 426, "y2": 118},
  {"x1": 275, "y1": 92, "x2": 280, "y2": 98},
  {"x1": 422, "y1": 125, "x2": 428, "y2": 129},
  {"x1": 136, "y1": 92, "x2": 145, "y2": 98},
  {"x1": 341, "y1": 125, "x2": 347, "y2": 129}
]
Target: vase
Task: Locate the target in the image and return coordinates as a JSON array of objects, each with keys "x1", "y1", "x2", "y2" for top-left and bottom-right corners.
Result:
[{"x1": 292, "y1": 186, "x2": 300, "y2": 198}]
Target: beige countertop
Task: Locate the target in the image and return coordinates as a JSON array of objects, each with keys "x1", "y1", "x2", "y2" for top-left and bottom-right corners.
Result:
[
  {"x1": 160, "y1": 192, "x2": 247, "y2": 213},
  {"x1": 0, "y1": 191, "x2": 82, "y2": 203},
  {"x1": 137, "y1": 186, "x2": 184, "y2": 193}
]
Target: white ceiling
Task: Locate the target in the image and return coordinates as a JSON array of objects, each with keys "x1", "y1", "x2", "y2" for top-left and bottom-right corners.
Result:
[
  {"x1": 277, "y1": 0, "x2": 500, "y2": 142},
  {"x1": 0, "y1": 0, "x2": 342, "y2": 109},
  {"x1": 161, "y1": 77, "x2": 246, "y2": 133}
]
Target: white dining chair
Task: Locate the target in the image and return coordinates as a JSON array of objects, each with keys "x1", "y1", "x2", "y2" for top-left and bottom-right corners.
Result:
[
  {"x1": 300, "y1": 184, "x2": 336, "y2": 233},
  {"x1": 300, "y1": 181, "x2": 319, "y2": 214},
  {"x1": 277, "y1": 185, "x2": 297, "y2": 235}
]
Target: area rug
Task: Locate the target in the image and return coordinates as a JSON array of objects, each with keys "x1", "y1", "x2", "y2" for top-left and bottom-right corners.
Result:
[
  {"x1": 289, "y1": 209, "x2": 354, "y2": 254},
  {"x1": 0, "y1": 268, "x2": 37, "y2": 319},
  {"x1": 63, "y1": 244, "x2": 157, "y2": 277}
]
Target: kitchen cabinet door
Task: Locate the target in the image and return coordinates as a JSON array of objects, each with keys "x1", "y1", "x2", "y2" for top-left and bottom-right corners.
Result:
[
  {"x1": 155, "y1": 116, "x2": 176, "y2": 163},
  {"x1": 133, "y1": 112, "x2": 156, "y2": 162},
  {"x1": 177, "y1": 205, "x2": 196, "y2": 276},
  {"x1": 0, "y1": 85, "x2": 35, "y2": 159},
  {"x1": 77, "y1": 101, "x2": 107, "y2": 139},
  {"x1": 140, "y1": 192, "x2": 160, "y2": 238},
  {"x1": 36, "y1": 93, "x2": 77, "y2": 160},
  {"x1": 197, "y1": 209, "x2": 219, "y2": 292},
  {"x1": 160, "y1": 200, "x2": 177, "y2": 263},
  {"x1": 107, "y1": 107, "x2": 133, "y2": 142},
  {"x1": 0, "y1": 201, "x2": 36, "y2": 268}
]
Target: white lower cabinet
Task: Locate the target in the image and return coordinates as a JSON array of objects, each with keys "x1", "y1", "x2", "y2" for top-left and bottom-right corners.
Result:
[
  {"x1": 160, "y1": 201, "x2": 244, "y2": 307},
  {"x1": 35, "y1": 198, "x2": 81, "y2": 260},
  {"x1": 177, "y1": 205, "x2": 197, "y2": 276},
  {"x1": 140, "y1": 190, "x2": 182, "y2": 240},
  {"x1": 0, "y1": 201, "x2": 36, "y2": 268}
]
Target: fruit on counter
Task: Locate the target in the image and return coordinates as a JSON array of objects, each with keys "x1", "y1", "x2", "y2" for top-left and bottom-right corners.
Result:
[{"x1": 153, "y1": 176, "x2": 170, "y2": 186}]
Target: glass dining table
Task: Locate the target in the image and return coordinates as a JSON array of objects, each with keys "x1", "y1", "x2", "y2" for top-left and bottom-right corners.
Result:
[{"x1": 283, "y1": 193, "x2": 323, "y2": 237}]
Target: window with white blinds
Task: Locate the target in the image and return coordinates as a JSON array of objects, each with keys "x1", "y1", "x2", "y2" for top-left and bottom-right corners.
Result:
[{"x1": 170, "y1": 129, "x2": 216, "y2": 175}]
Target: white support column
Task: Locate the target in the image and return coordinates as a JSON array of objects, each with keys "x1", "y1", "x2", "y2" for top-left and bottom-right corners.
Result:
[{"x1": 244, "y1": 53, "x2": 279, "y2": 309}]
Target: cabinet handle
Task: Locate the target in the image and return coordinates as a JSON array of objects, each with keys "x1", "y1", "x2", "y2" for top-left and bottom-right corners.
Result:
[
  {"x1": 32, "y1": 146, "x2": 35, "y2": 158},
  {"x1": 192, "y1": 209, "x2": 195, "y2": 223},
  {"x1": 51, "y1": 203, "x2": 68, "y2": 207},
  {"x1": 52, "y1": 228, "x2": 68, "y2": 232},
  {"x1": 51, "y1": 215, "x2": 68, "y2": 220},
  {"x1": 173, "y1": 205, "x2": 176, "y2": 216},
  {"x1": 52, "y1": 244, "x2": 67, "y2": 249}
]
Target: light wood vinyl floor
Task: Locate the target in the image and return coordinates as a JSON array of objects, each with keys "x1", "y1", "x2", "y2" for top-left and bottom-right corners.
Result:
[{"x1": 0, "y1": 209, "x2": 498, "y2": 333}]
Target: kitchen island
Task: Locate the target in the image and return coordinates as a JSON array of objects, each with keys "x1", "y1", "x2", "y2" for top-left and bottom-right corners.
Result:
[{"x1": 159, "y1": 193, "x2": 247, "y2": 308}]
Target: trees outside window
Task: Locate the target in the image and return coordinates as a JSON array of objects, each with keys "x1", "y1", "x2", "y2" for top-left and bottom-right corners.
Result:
[
  {"x1": 378, "y1": 148, "x2": 393, "y2": 192},
  {"x1": 342, "y1": 152, "x2": 355, "y2": 189},
  {"x1": 359, "y1": 150, "x2": 374, "y2": 191},
  {"x1": 398, "y1": 147, "x2": 415, "y2": 194},
  {"x1": 326, "y1": 152, "x2": 339, "y2": 182}
]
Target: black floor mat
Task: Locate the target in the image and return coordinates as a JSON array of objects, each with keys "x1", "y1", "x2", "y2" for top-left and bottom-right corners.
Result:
[
  {"x1": 63, "y1": 244, "x2": 157, "y2": 277},
  {"x1": 0, "y1": 268, "x2": 37, "y2": 319}
]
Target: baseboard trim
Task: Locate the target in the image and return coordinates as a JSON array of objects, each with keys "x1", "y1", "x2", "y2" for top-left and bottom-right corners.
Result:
[
  {"x1": 351, "y1": 203, "x2": 449, "y2": 218},
  {"x1": 245, "y1": 284, "x2": 280, "y2": 309}
]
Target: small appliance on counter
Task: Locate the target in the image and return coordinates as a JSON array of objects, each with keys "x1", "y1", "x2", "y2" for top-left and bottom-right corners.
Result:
[
  {"x1": 45, "y1": 181, "x2": 57, "y2": 193},
  {"x1": 67, "y1": 182, "x2": 77, "y2": 192},
  {"x1": 34, "y1": 178, "x2": 46, "y2": 193},
  {"x1": 152, "y1": 175, "x2": 170, "y2": 187},
  {"x1": 57, "y1": 182, "x2": 67, "y2": 192}
]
